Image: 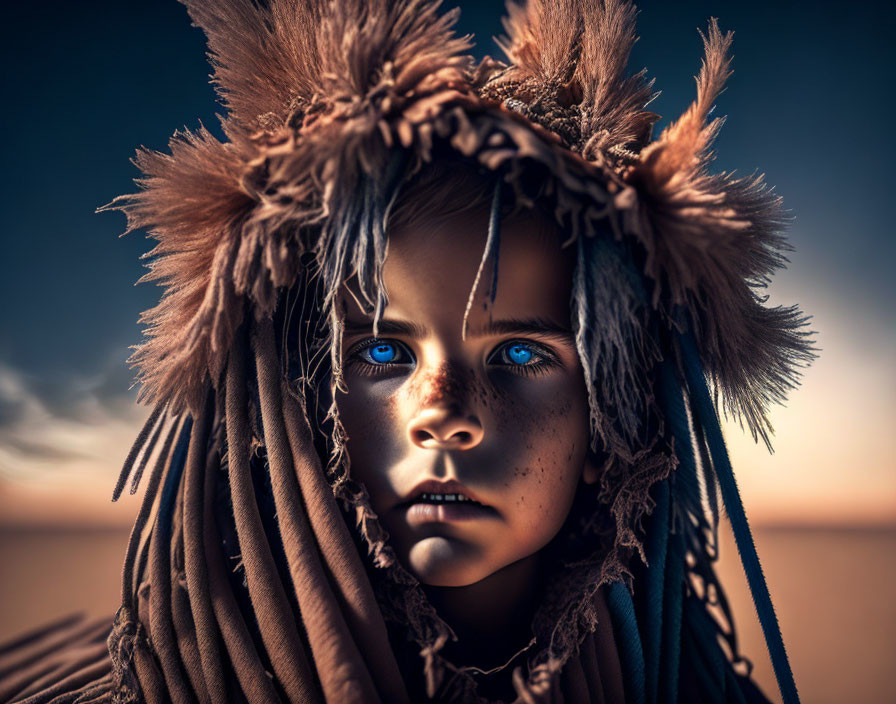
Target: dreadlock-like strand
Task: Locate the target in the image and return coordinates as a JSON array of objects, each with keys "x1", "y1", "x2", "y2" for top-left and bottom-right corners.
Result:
[
  {"x1": 279, "y1": 378, "x2": 411, "y2": 702},
  {"x1": 181, "y1": 390, "x2": 227, "y2": 700},
  {"x1": 201, "y1": 443, "x2": 282, "y2": 703},
  {"x1": 112, "y1": 404, "x2": 165, "y2": 502},
  {"x1": 146, "y1": 420, "x2": 194, "y2": 704},
  {"x1": 253, "y1": 318, "x2": 380, "y2": 703},
  {"x1": 121, "y1": 415, "x2": 183, "y2": 615},
  {"x1": 169, "y1": 474, "x2": 211, "y2": 703},
  {"x1": 131, "y1": 629, "x2": 168, "y2": 704},
  {"x1": 225, "y1": 331, "x2": 319, "y2": 703}
]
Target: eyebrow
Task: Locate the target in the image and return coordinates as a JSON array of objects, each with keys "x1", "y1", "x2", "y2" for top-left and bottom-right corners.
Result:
[
  {"x1": 343, "y1": 319, "x2": 427, "y2": 338},
  {"x1": 343, "y1": 316, "x2": 574, "y2": 343}
]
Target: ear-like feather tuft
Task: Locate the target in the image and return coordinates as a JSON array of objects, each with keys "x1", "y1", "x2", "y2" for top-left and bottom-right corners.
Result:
[
  {"x1": 625, "y1": 20, "x2": 816, "y2": 445},
  {"x1": 638, "y1": 18, "x2": 733, "y2": 184},
  {"x1": 491, "y1": 0, "x2": 658, "y2": 154},
  {"x1": 576, "y1": 0, "x2": 658, "y2": 153},
  {"x1": 99, "y1": 127, "x2": 255, "y2": 412},
  {"x1": 496, "y1": 0, "x2": 582, "y2": 87},
  {"x1": 318, "y1": 0, "x2": 473, "y2": 100},
  {"x1": 181, "y1": 0, "x2": 326, "y2": 128},
  {"x1": 181, "y1": 0, "x2": 472, "y2": 130}
]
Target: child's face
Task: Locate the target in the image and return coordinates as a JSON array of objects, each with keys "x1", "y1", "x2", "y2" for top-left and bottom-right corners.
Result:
[{"x1": 336, "y1": 207, "x2": 596, "y2": 587}]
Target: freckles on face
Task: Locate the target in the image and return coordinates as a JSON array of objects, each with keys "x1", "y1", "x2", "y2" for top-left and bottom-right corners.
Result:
[
  {"x1": 335, "y1": 206, "x2": 592, "y2": 587},
  {"x1": 412, "y1": 362, "x2": 468, "y2": 409},
  {"x1": 488, "y1": 381, "x2": 582, "y2": 525}
]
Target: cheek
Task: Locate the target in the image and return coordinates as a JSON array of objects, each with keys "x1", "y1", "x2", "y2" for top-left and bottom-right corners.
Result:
[
  {"x1": 335, "y1": 381, "x2": 405, "y2": 491},
  {"x1": 492, "y1": 377, "x2": 588, "y2": 494}
]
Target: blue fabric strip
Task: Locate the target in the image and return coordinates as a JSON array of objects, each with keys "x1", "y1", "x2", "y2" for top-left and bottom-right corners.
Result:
[
  {"x1": 608, "y1": 580, "x2": 647, "y2": 704},
  {"x1": 661, "y1": 529, "x2": 684, "y2": 704},
  {"x1": 677, "y1": 330, "x2": 800, "y2": 704},
  {"x1": 644, "y1": 478, "x2": 669, "y2": 703}
]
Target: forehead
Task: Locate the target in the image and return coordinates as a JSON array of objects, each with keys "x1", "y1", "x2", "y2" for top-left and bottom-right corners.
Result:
[{"x1": 365, "y1": 206, "x2": 575, "y2": 333}]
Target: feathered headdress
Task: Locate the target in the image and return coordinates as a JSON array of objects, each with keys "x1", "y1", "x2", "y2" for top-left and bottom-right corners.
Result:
[{"x1": 105, "y1": 0, "x2": 811, "y2": 445}]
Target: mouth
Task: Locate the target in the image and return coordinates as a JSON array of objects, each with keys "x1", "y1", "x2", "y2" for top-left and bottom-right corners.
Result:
[{"x1": 399, "y1": 478, "x2": 499, "y2": 524}]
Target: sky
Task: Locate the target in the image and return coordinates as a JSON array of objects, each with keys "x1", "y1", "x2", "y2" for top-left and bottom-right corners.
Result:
[{"x1": 0, "y1": 0, "x2": 893, "y2": 527}]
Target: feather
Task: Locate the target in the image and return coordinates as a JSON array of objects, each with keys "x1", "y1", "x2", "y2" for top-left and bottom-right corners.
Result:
[
  {"x1": 493, "y1": 0, "x2": 658, "y2": 154},
  {"x1": 318, "y1": 0, "x2": 472, "y2": 100},
  {"x1": 626, "y1": 20, "x2": 816, "y2": 445},
  {"x1": 99, "y1": 127, "x2": 253, "y2": 412},
  {"x1": 497, "y1": 0, "x2": 582, "y2": 87},
  {"x1": 180, "y1": 0, "x2": 325, "y2": 128},
  {"x1": 576, "y1": 0, "x2": 658, "y2": 153}
]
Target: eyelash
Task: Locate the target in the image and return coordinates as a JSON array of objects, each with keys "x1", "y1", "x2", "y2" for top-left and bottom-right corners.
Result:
[
  {"x1": 345, "y1": 339, "x2": 414, "y2": 376},
  {"x1": 489, "y1": 340, "x2": 560, "y2": 377},
  {"x1": 344, "y1": 338, "x2": 560, "y2": 377}
]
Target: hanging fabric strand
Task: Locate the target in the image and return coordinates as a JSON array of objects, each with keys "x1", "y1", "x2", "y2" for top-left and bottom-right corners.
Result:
[
  {"x1": 462, "y1": 177, "x2": 503, "y2": 339},
  {"x1": 607, "y1": 581, "x2": 646, "y2": 704},
  {"x1": 198, "y1": 429, "x2": 279, "y2": 704},
  {"x1": 253, "y1": 319, "x2": 382, "y2": 704},
  {"x1": 111, "y1": 404, "x2": 165, "y2": 502},
  {"x1": 642, "y1": 477, "x2": 669, "y2": 704},
  {"x1": 181, "y1": 389, "x2": 227, "y2": 701},
  {"x1": 146, "y1": 416, "x2": 195, "y2": 704},
  {"x1": 677, "y1": 329, "x2": 800, "y2": 704},
  {"x1": 120, "y1": 414, "x2": 181, "y2": 612},
  {"x1": 660, "y1": 529, "x2": 684, "y2": 704},
  {"x1": 224, "y1": 334, "x2": 320, "y2": 704}
]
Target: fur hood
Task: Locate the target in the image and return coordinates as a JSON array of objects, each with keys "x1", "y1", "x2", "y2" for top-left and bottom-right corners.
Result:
[{"x1": 105, "y1": 0, "x2": 812, "y2": 448}]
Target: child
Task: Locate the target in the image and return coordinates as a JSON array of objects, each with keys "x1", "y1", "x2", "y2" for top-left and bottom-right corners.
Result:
[{"x1": 0, "y1": 0, "x2": 812, "y2": 702}]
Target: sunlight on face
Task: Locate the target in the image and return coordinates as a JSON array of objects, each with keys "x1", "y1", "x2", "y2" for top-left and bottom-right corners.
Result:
[{"x1": 335, "y1": 207, "x2": 597, "y2": 587}]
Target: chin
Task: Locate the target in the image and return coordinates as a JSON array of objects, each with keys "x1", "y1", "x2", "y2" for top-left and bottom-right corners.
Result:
[{"x1": 405, "y1": 537, "x2": 491, "y2": 587}]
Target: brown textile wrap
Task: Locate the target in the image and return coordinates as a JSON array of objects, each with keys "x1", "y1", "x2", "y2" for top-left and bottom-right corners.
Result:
[{"x1": 0, "y1": 0, "x2": 812, "y2": 702}]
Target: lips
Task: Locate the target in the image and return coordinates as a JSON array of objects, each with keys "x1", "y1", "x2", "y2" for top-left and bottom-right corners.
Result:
[
  {"x1": 404, "y1": 501, "x2": 498, "y2": 524},
  {"x1": 398, "y1": 478, "x2": 499, "y2": 524}
]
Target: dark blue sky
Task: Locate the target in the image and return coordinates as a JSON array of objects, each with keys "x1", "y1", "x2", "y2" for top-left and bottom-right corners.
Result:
[{"x1": 1, "y1": 0, "x2": 893, "y2": 409}]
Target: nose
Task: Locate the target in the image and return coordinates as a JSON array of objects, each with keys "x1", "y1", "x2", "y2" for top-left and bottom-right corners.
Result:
[{"x1": 408, "y1": 406, "x2": 484, "y2": 450}]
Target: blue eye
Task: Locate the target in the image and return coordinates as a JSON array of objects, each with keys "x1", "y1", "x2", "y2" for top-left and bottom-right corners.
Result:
[
  {"x1": 489, "y1": 340, "x2": 559, "y2": 375},
  {"x1": 367, "y1": 343, "x2": 397, "y2": 364},
  {"x1": 347, "y1": 338, "x2": 414, "y2": 375},
  {"x1": 504, "y1": 343, "x2": 534, "y2": 365}
]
